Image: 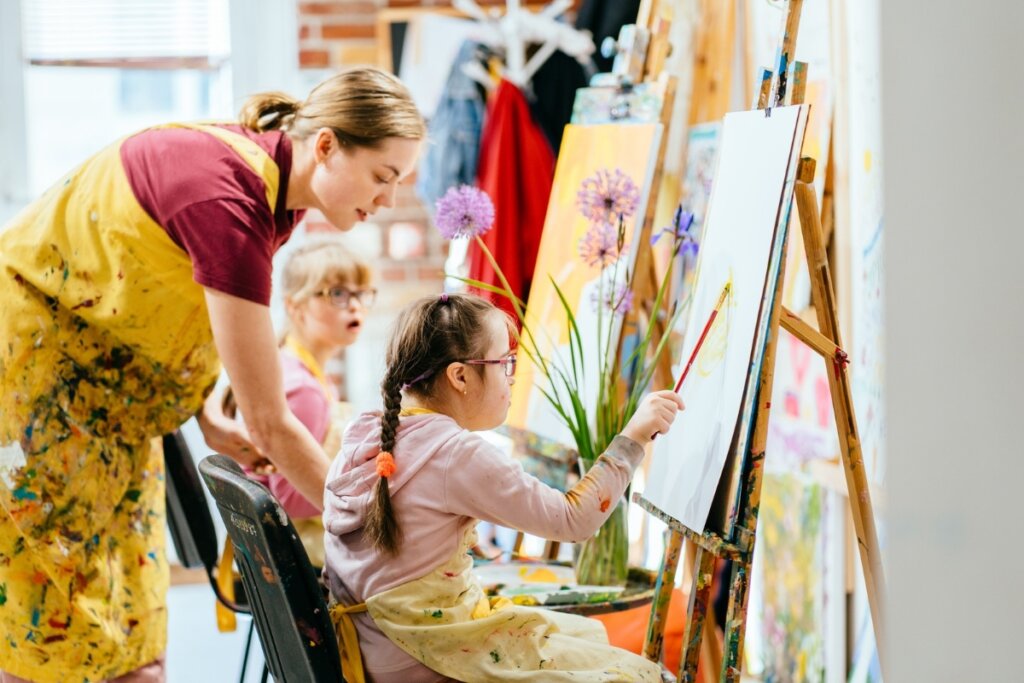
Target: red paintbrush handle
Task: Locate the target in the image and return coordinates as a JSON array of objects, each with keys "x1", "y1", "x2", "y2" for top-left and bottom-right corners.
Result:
[{"x1": 650, "y1": 283, "x2": 730, "y2": 440}]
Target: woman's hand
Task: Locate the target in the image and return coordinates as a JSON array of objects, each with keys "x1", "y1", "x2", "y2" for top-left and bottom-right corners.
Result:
[
  {"x1": 196, "y1": 390, "x2": 270, "y2": 469},
  {"x1": 620, "y1": 390, "x2": 686, "y2": 446}
]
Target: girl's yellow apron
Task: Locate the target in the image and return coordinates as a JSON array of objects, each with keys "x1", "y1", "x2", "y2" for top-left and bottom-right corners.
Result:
[
  {"x1": 332, "y1": 525, "x2": 664, "y2": 683},
  {"x1": 0, "y1": 124, "x2": 281, "y2": 682}
]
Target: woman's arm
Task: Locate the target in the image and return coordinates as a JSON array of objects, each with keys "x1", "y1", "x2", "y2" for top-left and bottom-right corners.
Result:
[
  {"x1": 196, "y1": 384, "x2": 268, "y2": 468},
  {"x1": 204, "y1": 288, "x2": 330, "y2": 510}
]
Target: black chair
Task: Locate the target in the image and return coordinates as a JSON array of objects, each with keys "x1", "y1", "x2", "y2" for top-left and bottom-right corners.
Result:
[
  {"x1": 199, "y1": 453, "x2": 344, "y2": 683},
  {"x1": 163, "y1": 430, "x2": 259, "y2": 681}
]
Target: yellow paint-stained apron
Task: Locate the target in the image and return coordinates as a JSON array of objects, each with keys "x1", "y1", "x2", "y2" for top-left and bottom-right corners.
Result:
[
  {"x1": 0, "y1": 123, "x2": 280, "y2": 682},
  {"x1": 334, "y1": 525, "x2": 663, "y2": 683}
]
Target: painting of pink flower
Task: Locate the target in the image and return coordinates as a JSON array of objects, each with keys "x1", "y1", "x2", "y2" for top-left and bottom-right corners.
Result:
[
  {"x1": 576, "y1": 169, "x2": 641, "y2": 225},
  {"x1": 578, "y1": 222, "x2": 625, "y2": 268}
]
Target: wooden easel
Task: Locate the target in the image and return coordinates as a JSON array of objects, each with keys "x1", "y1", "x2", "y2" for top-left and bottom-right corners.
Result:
[{"x1": 635, "y1": 1, "x2": 887, "y2": 681}]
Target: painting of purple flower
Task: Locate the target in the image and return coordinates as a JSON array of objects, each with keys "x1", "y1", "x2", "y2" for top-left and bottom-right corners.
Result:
[
  {"x1": 576, "y1": 169, "x2": 641, "y2": 225},
  {"x1": 578, "y1": 222, "x2": 625, "y2": 268},
  {"x1": 592, "y1": 282, "x2": 634, "y2": 317},
  {"x1": 434, "y1": 185, "x2": 496, "y2": 239}
]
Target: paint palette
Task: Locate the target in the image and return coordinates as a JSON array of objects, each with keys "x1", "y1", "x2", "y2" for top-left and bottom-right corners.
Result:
[{"x1": 475, "y1": 562, "x2": 627, "y2": 607}]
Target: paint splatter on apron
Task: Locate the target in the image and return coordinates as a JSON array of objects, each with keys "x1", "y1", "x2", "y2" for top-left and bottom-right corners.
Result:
[
  {"x1": 0, "y1": 124, "x2": 279, "y2": 682},
  {"x1": 336, "y1": 525, "x2": 663, "y2": 682}
]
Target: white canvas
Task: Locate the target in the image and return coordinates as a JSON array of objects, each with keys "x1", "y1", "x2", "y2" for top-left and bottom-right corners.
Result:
[{"x1": 643, "y1": 105, "x2": 806, "y2": 532}]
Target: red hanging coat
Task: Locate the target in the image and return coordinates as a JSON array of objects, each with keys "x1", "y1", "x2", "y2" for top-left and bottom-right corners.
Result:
[{"x1": 468, "y1": 80, "x2": 555, "y2": 320}]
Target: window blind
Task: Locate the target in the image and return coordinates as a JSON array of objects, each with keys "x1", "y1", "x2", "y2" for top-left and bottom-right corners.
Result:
[{"x1": 21, "y1": 0, "x2": 229, "y2": 67}]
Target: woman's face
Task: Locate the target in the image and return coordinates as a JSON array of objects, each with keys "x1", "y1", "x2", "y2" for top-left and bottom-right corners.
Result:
[{"x1": 307, "y1": 131, "x2": 421, "y2": 231}]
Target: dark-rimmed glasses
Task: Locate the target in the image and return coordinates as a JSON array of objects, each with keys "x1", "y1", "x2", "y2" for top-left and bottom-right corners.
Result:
[
  {"x1": 315, "y1": 286, "x2": 378, "y2": 309},
  {"x1": 463, "y1": 353, "x2": 517, "y2": 378}
]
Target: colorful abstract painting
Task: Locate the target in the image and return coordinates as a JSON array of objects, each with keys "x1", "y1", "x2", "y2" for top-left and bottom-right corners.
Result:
[{"x1": 747, "y1": 473, "x2": 843, "y2": 683}]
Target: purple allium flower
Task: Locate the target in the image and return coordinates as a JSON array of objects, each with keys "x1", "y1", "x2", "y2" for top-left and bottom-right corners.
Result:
[
  {"x1": 578, "y1": 222, "x2": 625, "y2": 268},
  {"x1": 592, "y1": 282, "x2": 634, "y2": 317},
  {"x1": 434, "y1": 185, "x2": 495, "y2": 239},
  {"x1": 576, "y1": 169, "x2": 641, "y2": 225}
]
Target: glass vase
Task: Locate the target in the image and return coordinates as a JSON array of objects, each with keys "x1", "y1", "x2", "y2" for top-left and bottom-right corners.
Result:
[{"x1": 573, "y1": 495, "x2": 629, "y2": 587}]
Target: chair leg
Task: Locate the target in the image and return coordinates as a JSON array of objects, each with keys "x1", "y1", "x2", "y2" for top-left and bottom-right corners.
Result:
[
  {"x1": 260, "y1": 663, "x2": 270, "y2": 683},
  {"x1": 239, "y1": 618, "x2": 256, "y2": 683}
]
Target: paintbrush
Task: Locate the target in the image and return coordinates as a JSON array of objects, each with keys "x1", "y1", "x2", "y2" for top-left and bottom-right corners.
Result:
[{"x1": 652, "y1": 282, "x2": 731, "y2": 440}]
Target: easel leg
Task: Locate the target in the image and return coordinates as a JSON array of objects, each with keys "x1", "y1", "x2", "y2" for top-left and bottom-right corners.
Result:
[
  {"x1": 720, "y1": 560, "x2": 751, "y2": 681},
  {"x1": 644, "y1": 529, "x2": 684, "y2": 663},
  {"x1": 679, "y1": 547, "x2": 715, "y2": 683},
  {"x1": 794, "y1": 165, "x2": 888, "y2": 669}
]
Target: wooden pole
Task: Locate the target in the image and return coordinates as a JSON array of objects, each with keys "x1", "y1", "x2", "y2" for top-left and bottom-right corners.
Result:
[
  {"x1": 773, "y1": 0, "x2": 805, "y2": 107},
  {"x1": 720, "y1": 204, "x2": 792, "y2": 681},
  {"x1": 643, "y1": 529, "x2": 684, "y2": 663},
  {"x1": 679, "y1": 547, "x2": 716, "y2": 683},
  {"x1": 793, "y1": 157, "x2": 888, "y2": 670}
]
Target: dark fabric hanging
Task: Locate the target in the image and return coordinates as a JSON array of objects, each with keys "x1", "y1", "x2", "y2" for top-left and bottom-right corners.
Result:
[
  {"x1": 528, "y1": 50, "x2": 589, "y2": 153},
  {"x1": 468, "y1": 80, "x2": 555, "y2": 321},
  {"x1": 575, "y1": 0, "x2": 643, "y2": 74},
  {"x1": 527, "y1": 0, "x2": 642, "y2": 152}
]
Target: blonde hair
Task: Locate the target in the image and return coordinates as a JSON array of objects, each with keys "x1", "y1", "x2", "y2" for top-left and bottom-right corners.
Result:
[
  {"x1": 280, "y1": 234, "x2": 373, "y2": 305},
  {"x1": 238, "y1": 66, "x2": 426, "y2": 147}
]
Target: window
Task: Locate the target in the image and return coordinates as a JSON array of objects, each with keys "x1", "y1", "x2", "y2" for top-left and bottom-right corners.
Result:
[{"x1": 18, "y1": 0, "x2": 232, "y2": 195}]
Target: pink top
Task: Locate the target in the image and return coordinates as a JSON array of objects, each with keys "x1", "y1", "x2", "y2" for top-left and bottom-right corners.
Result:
[
  {"x1": 250, "y1": 350, "x2": 332, "y2": 519},
  {"x1": 322, "y1": 411, "x2": 645, "y2": 683}
]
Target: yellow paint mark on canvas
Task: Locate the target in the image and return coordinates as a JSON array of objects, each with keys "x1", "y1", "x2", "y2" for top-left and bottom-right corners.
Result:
[{"x1": 863, "y1": 149, "x2": 872, "y2": 173}]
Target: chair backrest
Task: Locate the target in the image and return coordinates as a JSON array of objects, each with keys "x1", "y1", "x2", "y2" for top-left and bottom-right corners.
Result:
[
  {"x1": 163, "y1": 430, "x2": 220, "y2": 571},
  {"x1": 199, "y1": 454, "x2": 344, "y2": 683}
]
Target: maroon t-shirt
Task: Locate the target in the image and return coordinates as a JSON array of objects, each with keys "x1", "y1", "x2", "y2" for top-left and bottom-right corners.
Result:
[{"x1": 120, "y1": 124, "x2": 305, "y2": 305}]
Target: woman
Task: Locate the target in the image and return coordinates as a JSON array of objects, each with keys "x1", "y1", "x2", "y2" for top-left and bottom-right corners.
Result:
[{"x1": 0, "y1": 66, "x2": 424, "y2": 683}]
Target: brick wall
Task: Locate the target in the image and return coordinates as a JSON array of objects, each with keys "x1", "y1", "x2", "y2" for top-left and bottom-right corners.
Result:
[{"x1": 297, "y1": 0, "x2": 513, "y2": 69}]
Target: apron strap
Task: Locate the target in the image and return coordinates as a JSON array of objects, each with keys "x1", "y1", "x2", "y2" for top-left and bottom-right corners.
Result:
[
  {"x1": 330, "y1": 601, "x2": 369, "y2": 683},
  {"x1": 215, "y1": 537, "x2": 238, "y2": 632}
]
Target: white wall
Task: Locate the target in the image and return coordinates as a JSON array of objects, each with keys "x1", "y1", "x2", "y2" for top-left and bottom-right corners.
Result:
[
  {"x1": 882, "y1": 1, "x2": 1024, "y2": 679},
  {"x1": 228, "y1": 0, "x2": 300, "y2": 105}
]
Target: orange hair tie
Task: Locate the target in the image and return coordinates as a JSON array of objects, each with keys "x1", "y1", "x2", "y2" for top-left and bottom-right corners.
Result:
[{"x1": 375, "y1": 451, "x2": 397, "y2": 478}]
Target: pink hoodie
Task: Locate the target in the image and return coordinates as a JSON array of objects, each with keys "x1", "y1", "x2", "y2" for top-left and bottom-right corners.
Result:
[{"x1": 322, "y1": 411, "x2": 645, "y2": 683}]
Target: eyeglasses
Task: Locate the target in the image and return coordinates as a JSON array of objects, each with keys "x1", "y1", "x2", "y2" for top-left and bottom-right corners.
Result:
[
  {"x1": 315, "y1": 286, "x2": 378, "y2": 309},
  {"x1": 463, "y1": 353, "x2": 517, "y2": 378}
]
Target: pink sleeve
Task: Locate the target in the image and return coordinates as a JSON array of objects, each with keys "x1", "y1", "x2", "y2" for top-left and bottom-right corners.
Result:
[
  {"x1": 442, "y1": 434, "x2": 645, "y2": 543},
  {"x1": 265, "y1": 383, "x2": 330, "y2": 519},
  {"x1": 285, "y1": 382, "x2": 330, "y2": 444}
]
